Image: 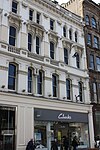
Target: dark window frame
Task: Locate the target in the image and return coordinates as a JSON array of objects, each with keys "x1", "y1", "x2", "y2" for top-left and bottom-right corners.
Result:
[
  {"x1": 50, "y1": 42, "x2": 54, "y2": 59},
  {"x1": 29, "y1": 9, "x2": 33, "y2": 21},
  {"x1": 36, "y1": 36, "x2": 40, "y2": 54},
  {"x1": 63, "y1": 26, "x2": 66, "y2": 37},
  {"x1": 94, "y1": 36, "x2": 99, "y2": 49},
  {"x1": 9, "y1": 26, "x2": 16, "y2": 46},
  {"x1": 89, "y1": 54, "x2": 95, "y2": 70},
  {"x1": 37, "y1": 70, "x2": 43, "y2": 95},
  {"x1": 8, "y1": 63, "x2": 17, "y2": 90},
  {"x1": 12, "y1": 0, "x2": 18, "y2": 14},
  {"x1": 92, "y1": 17, "x2": 97, "y2": 28},
  {"x1": 64, "y1": 48, "x2": 68, "y2": 65},
  {"x1": 96, "y1": 57, "x2": 100, "y2": 72},
  {"x1": 50, "y1": 19, "x2": 54, "y2": 30},
  {"x1": 52, "y1": 74, "x2": 58, "y2": 97},
  {"x1": 28, "y1": 68, "x2": 33, "y2": 93},
  {"x1": 28, "y1": 33, "x2": 32, "y2": 52},
  {"x1": 85, "y1": 15, "x2": 90, "y2": 25},
  {"x1": 37, "y1": 12, "x2": 40, "y2": 24},
  {"x1": 66, "y1": 79, "x2": 71, "y2": 100},
  {"x1": 78, "y1": 81, "x2": 83, "y2": 102}
]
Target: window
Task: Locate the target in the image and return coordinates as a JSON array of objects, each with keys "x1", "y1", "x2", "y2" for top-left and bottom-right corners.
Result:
[
  {"x1": 76, "y1": 53, "x2": 80, "y2": 68},
  {"x1": 92, "y1": 17, "x2": 97, "y2": 28},
  {"x1": 96, "y1": 57, "x2": 100, "y2": 71},
  {"x1": 50, "y1": 19, "x2": 54, "y2": 30},
  {"x1": 75, "y1": 31, "x2": 78, "y2": 42},
  {"x1": 29, "y1": 9, "x2": 33, "y2": 21},
  {"x1": 12, "y1": 1, "x2": 18, "y2": 14},
  {"x1": 79, "y1": 82, "x2": 83, "y2": 102},
  {"x1": 50, "y1": 42, "x2": 54, "y2": 59},
  {"x1": 87, "y1": 33, "x2": 91, "y2": 45},
  {"x1": 89, "y1": 54, "x2": 94, "y2": 70},
  {"x1": 69, "y1": 29, "x2": 72, "y2": 40},
  {"x1": 92, "y1": 82, "x2": 97, "y2": 102},
  {"x1": 66, "y1": 79, "x2": 71, "y2": 100},
  {"x1": 36, "y1": 36, "x2": 40, "y2": 54},
  {"x1": 9, "y1": 26, "x2": 16, "y2": 46},
  {"x1": 85, "y1": 15, "x2": 90, "y2": 25},
  {"x1": 37, "y1": 12, "x2": 40, "y2": 24},
  {"x1": 28, "y1": 33, "x2": 32, "y2": 52},
  {"x1": 28, "y1": 68, "x2": 33, "y2": 93},
  {"x1": 37, "y1": 70, "x2": 43, "y2": 95},
  {"x1": 64, "y1": 48, "x2": 68, "y2": 64},
  {"x1": 94, "y1": 36, "x2": 99, "y2": 49},
  {"x1": 63, "y1": 26, "x2": 66, "y2": 37},
  {"x1": 52, "y1": 74, "x2": 58, "y2": 97},
  {"x1": 8, "y1": 63, "x2": 17, "y2": 90}
]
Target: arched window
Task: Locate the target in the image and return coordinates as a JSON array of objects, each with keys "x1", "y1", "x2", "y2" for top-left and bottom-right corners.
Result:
[
  {"x1": 66, "y1": 79, "x2": 71, "y2": 100},
  {"x1": 52, "y1": 74, "x2": 58, "y2": 97},
  {"x1": 37, "y1": 70, "x2": 43, "y2": 95},
  {"x1": 28, "y1": 68, "x2": 33, "y2": 93},
  {"x1": 9, "y1": 26, "x2": 16, "y2": 46},
  {"x1": 50, "y1": 42, "x2": 54, "y2": 59},
  {"x1": 92, "y1": 17, "x2": 97, "y2": 28},
  {"x1": 28, "y1": 33, "x2": 32, "y2": 52},
  {"x1": 8, "y1": 63, "x2": 17, "y2": 90},
  {"x1": 69, "y1": 29, "x2": 72, "y2": 40},
  {"x1": 36, "y1": 36, "x2": 40, "y2": 54},
  {"x1": 76, "y1": 53, "x2": 80, "y2": 68},
  {"x1": 78, "y1": 82, "x2": 83, "y2": 102},
  {"x1": 64, "y1": 48, "x2": 68, "y2": 64},
  {"x1": 85, "y1": 15, "x2": 89, "y2": 25},
  {"x1": 75, "y1": 31, "x2": 78, "y2": 42},
  {"x1": 63, "y1": 26, "x2": 66, "y2": 37}
]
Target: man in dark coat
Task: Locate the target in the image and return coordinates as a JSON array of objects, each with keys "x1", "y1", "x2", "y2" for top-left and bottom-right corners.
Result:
[{"x1": 26, "y1": 139, "x2": 36, "y2": 150}]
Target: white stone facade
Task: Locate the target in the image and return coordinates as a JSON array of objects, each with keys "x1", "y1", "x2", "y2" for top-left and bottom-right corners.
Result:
[{"x1": 0, "y1": 0, "x2": 94, "y2": 150}]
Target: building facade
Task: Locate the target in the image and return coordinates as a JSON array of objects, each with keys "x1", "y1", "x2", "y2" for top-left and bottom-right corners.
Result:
[
  {"x1": 61, "y1": 0, "x2": 100, "y2": 142},
  {"x1": 0, "y1": 0, "x2": 94, "y2": 150}
]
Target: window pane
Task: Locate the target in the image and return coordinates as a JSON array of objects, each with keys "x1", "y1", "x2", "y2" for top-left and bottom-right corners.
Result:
[
  {"x1": 87, "y1": 34, "x2": 91, "y2": 45},
  {"x1": 75, "y1": 32, "x2": 77, "y2": 42},
  {"x1": 36, "y1": 37, "x2": 40, "y2": 54},
  {"x1": 64, "y1": 48, "x2": 68, "y2": 64},
  {"x1": 37, "y1": 13, "x2": 40, "y2": 24},
  {"x1": 52, "y1": 75, "x2": 57, "y2": 97},
  {"x1": 92, "y1": 17, "x2": 96, "y2": 28},
  {"x1": 50, "y1": 19, "x2": 54, "y2": 30},
  {"x1": 76, "y1": 53, "x2": 80, "y2": 68},
  {"x1": 28, "y1": 33, "x2": 32, "y2": 51},
  {"x1": 50, "y1": 42, "x2": 54, "y2": 59},
  {"x1": 69, "y1": 29, "x2": 72, "y2": 40},
  {"x1": 9, "y1": 26, "x2": 16, "y2": 46},
  {"x1": 89, "y1": 54, "x2": 94, "y2": 70},
  {"x1": 63, "y1": 26, "x2": 66, "y2": 37},
  {"x1": 66, "y1": 79, "x2": 70, "y2": 100},
  {"x1": 37, "y1": 71, "x2": 42, "y2": 94},
  {"x1": 79, "y1": 82, "x2": 83, "y2": 102},
  {"x1": 96, "y1": 57, "x2": 100, "y2": 71},
  {"x1": 12, "y1": 1, "x2": 17, "y2": 13},
  {"x1": 29, "y1": 9, "x2": 33, "y2": 21},
  {"x1": 28, "y1": 68, "x2": 32, "y2": 93},
  {"x1": 86, "y1": 15, "x2": 89, "y2": 25}
]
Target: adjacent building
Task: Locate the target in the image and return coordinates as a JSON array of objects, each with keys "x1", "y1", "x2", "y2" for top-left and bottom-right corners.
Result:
[
  {"x1": 61, "y1": 0, "x2": 100, "y2": 141},
  {"x1": 0, "y1": 0, "x2": 94, "y2": 150}
]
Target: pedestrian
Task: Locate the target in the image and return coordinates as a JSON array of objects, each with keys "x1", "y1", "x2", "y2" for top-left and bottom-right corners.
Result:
[
  {"x1": 51, "y1": 138, "x2": 58, "y2": 150},
  {"x1": 63, "y1": 136, "x2": 69, "y2": 150},
  {"x1": 26, "y1": 139, "x2": 36, "y2": 150},
  {"x1": 72, "y1": 136, "x2": 79, "y2": 150}
]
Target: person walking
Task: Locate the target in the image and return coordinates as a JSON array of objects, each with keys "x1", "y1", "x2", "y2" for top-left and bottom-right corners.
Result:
[
  {"x1": 26, "y1": 139, "x2": 36, "y2": 150},
  {"x1": 51, "y1": 139, "x2": 58, "y2": 150},
  {"x1": 63, "y1": 136, "x2": 69, "y2": 150},
  {"x1": 72, "y1": 136, "x2": 79, "y2": 150}
]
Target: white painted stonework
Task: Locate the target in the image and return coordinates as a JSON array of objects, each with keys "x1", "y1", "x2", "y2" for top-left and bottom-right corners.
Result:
[{"x1": 0, "y1": 0, "x2": 94, "y2": 149}]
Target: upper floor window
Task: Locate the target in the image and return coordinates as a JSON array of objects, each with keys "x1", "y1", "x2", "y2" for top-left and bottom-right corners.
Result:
[
  {"x1": 63, "y1": 26, "x2": 66, "y2": 37},
  {"x1": 75, "y1": 31, "x2": 78, "y2": 42},
  {"x1": 37, "y1": 12, "x2": 40, "y2": 24},
  {"x1": 29, "y1": 9, "x2": 33, "y2": 21},
  {"x1": 69, "y1": 29, "x2": 72, "y2": 40},
  {"x1": 36, "y1": 36, "x2": 40, "y2": 54},
  {"x1": 64, "y1": 48, "x2": 68, "y2": 65},
  {"x1": 78, "y1": 82, "x2": 83, "y2": 102},
  {"x1": 12, "y1": 1, "x2": 18, "y2": 14},
  {"x1": 87, "y1": 33, "x2": 91, "y2": 46},
  {"x1": 92, "y1": 17, "x2": 97, "y2": 28},
  {"x1": 89, "y1": 54, "x2": 94, "y2": 70},
  {"x1": 8, "y1": 63, "x2": 17, "y2": 90},
  {"x1": 9, "y1": 26, "x2": 16, "y2": 46},
  {"x1": 50, "y1": 19, "x2": 54, "y2": 30},
  {"x1": 96, "y1": 57, "x2": 100, "y2": 72},
  {"x1": 50, "y1": 42, "x2": 54, "y2": 59},
  {"x1": 66, "y1": 79, "x2": 71, "y2": 100},
  {"x1": 76, "y1": 53, "x2": 80, "y2": 68},
  {"x1": 52, "y1": 74, "x2": 58, "y2": 97},
  {"x1": 37, "y1": 70, "x2": 43, "y2": 95},
  {"x1": 28, "y1": 33, "x2": 32, "y2": 52},
  {"x1": 94, "y1": 36, "x2": 99, "y2": 49},
  {"x1": 92, "y1": 82, "x2": 97, "y2": 102},
  {"x1": 28, "y1": 68, "x2": 33, "y2": 93},
  {"x1": 85, "y1": 15, "x2": 90, "y2": 25}
]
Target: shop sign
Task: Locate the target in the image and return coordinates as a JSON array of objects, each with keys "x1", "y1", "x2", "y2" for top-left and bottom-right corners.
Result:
[{"x1": 58, "y1": 113, "x2": 71, "y2": 120}]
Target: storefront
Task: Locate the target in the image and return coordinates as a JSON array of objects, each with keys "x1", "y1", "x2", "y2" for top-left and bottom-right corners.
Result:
[
  {"x1": 34, "y1": 108, "x2": 89, "y2": 150},
  {"x1": 0, "y1": 106, "x2": 16, "y2": 150}
]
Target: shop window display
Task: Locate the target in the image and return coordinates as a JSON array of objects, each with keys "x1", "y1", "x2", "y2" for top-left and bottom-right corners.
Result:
[{"x1": 34, "y1": 121, "x2": 89, "y2": 150}]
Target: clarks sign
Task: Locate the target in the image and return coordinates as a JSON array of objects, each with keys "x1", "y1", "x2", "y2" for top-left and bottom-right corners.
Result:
[{"x1": 58, "y1": 113, "x2": 71, "y2": 120}]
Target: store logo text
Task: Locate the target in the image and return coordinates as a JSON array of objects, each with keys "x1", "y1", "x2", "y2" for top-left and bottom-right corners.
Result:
[{"x1": 58, "y1": 113, "x2": 71, "y2": 120}]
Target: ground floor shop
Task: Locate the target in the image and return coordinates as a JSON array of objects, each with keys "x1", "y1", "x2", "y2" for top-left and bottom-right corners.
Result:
[
  {"x1": 34, "y1": 108, "x2": 89, "y2": 150},
  {"x1": 0, "y1": 93, "x2": 95, "y2": 150}
]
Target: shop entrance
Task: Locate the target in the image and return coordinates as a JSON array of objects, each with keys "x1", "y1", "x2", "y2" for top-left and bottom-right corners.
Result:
[
  {"x1": 34, "y1": 121, "x2": 89, "y2": 150},
  {"x1": 0, "y1": 106, "x2": 16, "y2": 150}
]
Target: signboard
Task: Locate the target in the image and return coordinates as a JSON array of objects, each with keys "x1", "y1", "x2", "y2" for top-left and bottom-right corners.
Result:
[{"x1": 34, "y1": 108, "x2": 88, "y2": 123}]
